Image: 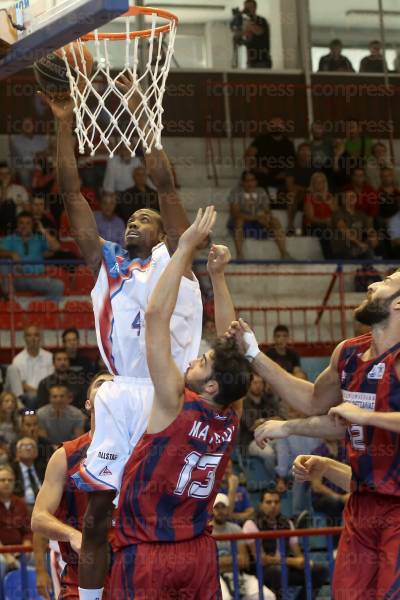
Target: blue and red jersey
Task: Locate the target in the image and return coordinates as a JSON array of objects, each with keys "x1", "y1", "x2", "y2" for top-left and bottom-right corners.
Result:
[
  {"x1": 55, "y1": 432, "x2": 91, "y2": 565},
  {"x1": 112, "y1": 389, "x2": 239, "y2": 549},
  {"x1": 338, "y1": 333, "x2": 400, "y2": 496}
]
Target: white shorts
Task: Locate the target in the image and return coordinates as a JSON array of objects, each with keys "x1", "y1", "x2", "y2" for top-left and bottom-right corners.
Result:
[{"x1": 71, "y1": 376, "x2": 154, "y2": 495}]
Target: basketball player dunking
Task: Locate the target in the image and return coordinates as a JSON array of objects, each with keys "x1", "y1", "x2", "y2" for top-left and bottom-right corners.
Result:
[
  {"x1": 235, "y1": 272, "x2": 400, "y2": 600},
  {"x1": 42, "y1": 78, "x2": 204, "y2": 600},
  {"x1": 111, "y1": 207, "x2": 252, "y2": 599}
]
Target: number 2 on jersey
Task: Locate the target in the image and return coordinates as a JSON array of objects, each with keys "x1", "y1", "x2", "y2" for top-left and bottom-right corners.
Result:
[
  {"x1": 349, "y1": 424, "x2": 366, "y2": 451},
  {"x1": 131, "y1": 311, "x2": 141, "y2": 336},
  {"x1": 174, "y1": 451, "x2": 223, "y2": 499}
]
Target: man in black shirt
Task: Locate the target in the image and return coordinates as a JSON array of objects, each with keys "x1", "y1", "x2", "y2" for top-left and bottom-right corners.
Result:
[
  {"x1": 116, "y1": 165, "x2": 159, "y2": 223},
  {"x1": 36, "y1": 350, "x2": 86, "y2": 410},
  {"x1": 62, "y1": 327, "x2": 94, "y2": 394},
  {"x1": 360, "y1": 40, "x2": 388, "y2": 73},
  {"x1": 318, "y1": 39, "x2": 354, "y2": 73},
  {"x1": 265, "y1": 324, "x2": 304, "y2": 376},
  {"x1": 234, "y1": 0, "x2": 271, "y2": 68}
]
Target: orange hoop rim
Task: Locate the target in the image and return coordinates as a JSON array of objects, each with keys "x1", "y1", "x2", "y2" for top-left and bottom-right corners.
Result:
[{"x1": 80, "y1": 6, "x2": 178, "y2": 41}]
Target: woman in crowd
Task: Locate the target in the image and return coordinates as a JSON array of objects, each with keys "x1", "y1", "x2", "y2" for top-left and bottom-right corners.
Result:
[
  {"x1": 0, "y1": 391, "x2": 20, "y2": 448},
  {"x1": 303, "y1": 172, "x2": 336, "y2": 258}
]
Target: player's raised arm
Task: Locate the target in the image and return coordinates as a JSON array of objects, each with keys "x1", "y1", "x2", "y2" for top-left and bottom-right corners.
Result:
[
  {"x1": 145, "y1": 207, "x2": 216, "y2": 431},
  {"x1": 254, "y1": 415, "x2": 346, "y2": 449},
  {"x1": 40, "y1": 93, "x2": 102, "y2": 276},
  {"x1": 207, "y1": 245, "x2": 236, "y2": 335}
]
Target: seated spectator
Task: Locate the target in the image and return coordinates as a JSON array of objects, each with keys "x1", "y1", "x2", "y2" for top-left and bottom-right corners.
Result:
[
  {"x1": 239, "y1": 374, "x2": 282, "y2": 478},
  {"x1": 344, "y1": 120, "x2": 373, "y2": 167},
  {"x1": 359, "y1": 40, "x2": 388, "y2": 73},
  {"x1": 365, "y1": 142, "x2": 393, "y2": 190},
  {"x1": 318, "y1": 39, "x2": 355, "y2": 73},
  {"x1": 331, "y1": 190, "x2": 374, "y2": 260},
  {"x1": 0, "y1": 464, "x2": 32, "y2": 582},
  {"x1": 103, "y1": 144, "x2": 144, "y2": 193},
  {"x1": 309, "y1": 121, "x2": 334, "y2": 174},
  {"x1": 37, "y1": 384, "x2": 85, "y2": 447},
  {"x1": 37, "y1": 350, "x2": 86, "y2": 411},
  {"x1": 94, "y1": 192, "x2": 125, "y2": 246},
  {"x1": 5, "y1": 326, "x2": 53, "y2": 408},
  {"x1": 243, "y1": 489, "x2": 328, "y2": 600},
  {"x1": 244, "y1": 116, "x2": 295, "y2": 191},
  {"x1": 303, "y1": 172, "x2": 337, "y2": 258},
  {"x1": 212, "y1": 494, "x2": 276, "y2": 600},
  {"x1": 9, "y1": 116, "x2": 49, "y2": 188},
  {"x1": 62, "y1": 327, "x2": 94, "y2": 388},
  {"x1": 0, "y1": 211, "x2": 64, "y2": 301},
  {"x1": 0, "y1": 162, "x2": 29, "y2": 218},
  {"x1": 228, "y1": 171, "x2": 291, "y2": 260},
  {"x1": 116, "y1": 166, "x2": 159, "y2": 223},
  {"x1": 347, "y1": 167, "x2": 379, "y2": 218},
  {"x1": 199, "y1": 317, "x2": 217, "y2": 355},
  {"x1": 219, "y1": 460, "x2": 254, "y2": 524},
  {"x1": 0, "y1": 442, "x2": 10, "y2": 466},
  {"x1": 286, "y1": 143, "x2": 318, "y2": 233},
  {"x1": 19, "y1": 410, "x2": 53, "y2": 474},
  {"x1": 29, "y1": 195, "x2": 57, "y2": 234},
  {"x1": 12, "y1": 437, "x2": 44, "y2": 512},
  {"x1": 377, "y1": 167, "x2": 400, "y2": 222},
  {"x1": 387, "y1": 199, "x2": 400, "y2": 259},
  {"x1": 0, "y1": 392, "x2": 20, "y2": 449},
  {"x1": 265, "y1": 325, "x2": 304, "y2": 375}
]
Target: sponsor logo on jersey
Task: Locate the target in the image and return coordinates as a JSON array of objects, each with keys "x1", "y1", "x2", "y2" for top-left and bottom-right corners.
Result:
[
  {"x1": 367, "y1": 363, "x2": 386, "y2": 380},
  {"x1": 342, "y1": 389, "x2": 376, "y2": 411},
  {"x1": 98, "y1": 451, "x2": 118, "y2": 461},
  {"x1": 110, "y1": 262, "x2": 120, "y2": 274},
  {"x1": 99, "y1": 465, "x2": 113, "y2": 476}
]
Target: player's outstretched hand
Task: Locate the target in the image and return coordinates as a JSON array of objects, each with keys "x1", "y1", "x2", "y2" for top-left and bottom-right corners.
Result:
[
  {"x1": 207, "y1": 244, "x2": 231, "y2": 275},
  {"x1": 254, "y1": 419, "x2": 290, "y2": 448},
  {"x1": 38, "y1": 91, "x2": 75, "y2": 122},
  {"x1": 292, "y1": 455, "x2": 328, "y2": 482},
  {"x1": 178, "y1": 206, "x2": 216, "y2": 253},
  {"x1": 225, "y1": 318, "x2": 260, "y2": 360},
  {"x1": 115, "y1": 72, "x2": 142, "y2": 114},
  {"x1": 328, "y1": 402, "x2": 368, "y2": 427}
]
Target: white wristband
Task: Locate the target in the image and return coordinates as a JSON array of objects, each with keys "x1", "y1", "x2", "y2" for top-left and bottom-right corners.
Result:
[
  {"x1": 243, "y1": 330, "x2": 259, "y2": 361},
  {"x1": 79, "y1": 588, "x2": 104, "y2": 600}
]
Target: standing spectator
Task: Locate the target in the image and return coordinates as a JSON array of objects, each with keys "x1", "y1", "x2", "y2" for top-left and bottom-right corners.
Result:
[
  {"x1": 331, "y1": 190, "x2": 374, "y2": 260},
  {"x1": 0, "y1": 465, "x2": 32, "y2": 582},
  {"x1": 19, "y1": 411, "x2": 53, "y2": 474},
  {"x1": 12, "y1": 437, "x2": 44, "y2": 512},
  {"x1": 286, "y1": 143, "x2": 318, "y2": 233},
  {"x1": 36, "y1": 350, "x2": 86, "y2": 411},
  {"x1": 309, "y1": 121, "x2": 334, "y2": 174},
  {"x1": 359, "y1": 40, "x2": 388, "y2": 73},
  {"x1": 219, "y1": 460, "x2": 254, "y2": 524},
  {"x1": 0, "y1": 392, "x2": 20, "y2": 449},
  {"x1": 37, "y1": 384, "x2": 85, "y2": 447},
  {"x1": 243, "y1": 490, "x2": 328, "y2": 600},
  {"x1": 212, "y1": 494, "x2": 276, "y2": 600},
  {"x1": 244, "y1": 116, "x2": 295, "y2": 191},
  {"x1": 94, "y1": 192, "x2": 125, "y2": 246},
  {"x1": 318, "y1": 39, "x2": 354, "y2": 73},
  {"x1": 365, "y1": 142, "x2": 393, "y2": 190},
  {"x1": 5, "y1": 326, "x2": 53, "y2": 408},
  {"x1": 62, "y1": 327, "x2": 94, "y2": 381},
  {"x1": 9, "y1": 116, "x2": 48, "y2": 188},
  {"x1": 227, "y1": 171, "x2": 291, "y2": 260},
  {"x1": 102, "y1": 145, "x2": 144, "y2": 193},
  {"x1": 347, "y1": 167, "x2": 379, "y2": 218},
  {"x1": 303, "y1": 172, "x2": 337, "y2": 258},
  {"x1": 233, "y1": 0, "x2": 271, "y2": 69},
  {"x1": 265, "y1": 325, "x2": 304, "y2": 376},
  {"x1": 116, "y1": 166, "x2": 159, "y2": 223}
]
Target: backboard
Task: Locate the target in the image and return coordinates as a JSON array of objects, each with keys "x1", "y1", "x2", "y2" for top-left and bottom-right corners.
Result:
[{"x1": 0, "y1": 0, "x2": 129, "y2": 79}]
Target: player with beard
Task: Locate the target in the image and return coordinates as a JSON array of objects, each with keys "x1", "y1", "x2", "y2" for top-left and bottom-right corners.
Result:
[{"x1": 227, "y1": 272, "x2": 400, "y2": 600}]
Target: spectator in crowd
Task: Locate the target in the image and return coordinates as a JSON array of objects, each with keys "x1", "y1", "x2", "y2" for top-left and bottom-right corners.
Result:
[
  {"x1": 0, "y1": 465, "x2": 32, "y2": 582},
  {"x1": 309, "y1": 121, "x2": 334, "y2": 174},
  {"x1": 387, "y1": 198, "x2": 400, "y2": 258},
  {"x1": 286, "y1": 143, "x2": 318, "y2": 233},
  {"x1": 239, "y1": 374, "x2": 282, "y2": 479},
  {"x1": 36, "y1": 350, "x2": 86, "y2": 411},
  {"x1": 37, "y1": 384, "x2": 85, "y2": 447},
  {"x1": 228, "y1": 171, "x2": 291, "y2": 260},
  {"x1": 29, "y1": 195, "x2": 57, "y2": 233},
  {"x1": 0, "y1": 392, "x2": 20, "y2": 449},
  {"x1": 5, "y1": 326, "x2": 53, "y2": 408},
  {"x1": 212, "y1": 493, "x2": 276, "y2": 600},
  {"x1": 360, "y1": 40, "x2": 388, "y2": 73},
  {"x1": 19, "y1": 411, "x2": 53, "y2": 474},
  {"x1": 244, "y1": 116, "x2": 295, "y2": 191},
  {"x1": 331, "y1": 190, "x2": 374, "y2": 260},
  {"x1": 0, "y1": 211, "x2": 64, "y2": 301},
  {"x1": 103, "y1": 145, "x2": 144, "y2": 193},
  {"x1": 9, "y1": 116, "x2": 48, "y2": 188},
  {"x1": 341, "y1": 120, "x2": 373, "y2": 169},
  {"x1": 232, "y1": 0, "x2": 271, "y2": 69},
  {"x1": 0, "y1": 163, "x2": 26, "y2": 235},
  {"x1": 199, "y1": 316, "x2": 217, "y2": 355},
  {"x1": 219, "y1": 460, "x2": 254, "y2": 525},
  {"x1": 12, "y1": 437, "x2": 44, "y2": 512},
  {"x1": 265, "y1": 325, "x2": 304, "y2": 375},
  {"x1": 243, "y1": 490, "x2": 328, "y2": 600},
  {"x1": 62, "y1": 327, "x2": 94, "y2": 381},
  {"x1": 303, "y1": 172, "x2": 337, "y2": 258},
  {"x1": 0, "y1": 442, "x2": 10, "y2": 466},
  {"x1": 116, "y1": 165, "x2": 159, "y2": 223},
  {"x1": 347, "y1": 167, "x2": 379, "y2": 218},
  {"x1": 94, "y1": 192, "x2": 125, "y2": 246},
  {"x1": 365, "y1": 142, "x2": 393, "y2": 190},
  {"x1": 318, "y1": 39, "x2": 355, "y2": 73},
  {"x1": 377, "y1": 167, "x2": 400, "y2": 222}
]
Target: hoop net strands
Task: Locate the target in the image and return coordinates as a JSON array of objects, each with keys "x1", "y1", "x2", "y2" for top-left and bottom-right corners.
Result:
[{"x1": 61, "y1": 8, "x2": 177, "y2": 157}]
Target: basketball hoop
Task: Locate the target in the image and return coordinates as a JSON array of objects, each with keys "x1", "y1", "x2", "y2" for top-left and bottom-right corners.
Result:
[{"x1": 60, "y1": 6, "x2": 178, "y2": 157}]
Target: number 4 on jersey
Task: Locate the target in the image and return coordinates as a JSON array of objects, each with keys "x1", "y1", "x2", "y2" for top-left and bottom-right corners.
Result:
[{"x1": 131, "y1": 311, "x2": 141, "y2": 336}]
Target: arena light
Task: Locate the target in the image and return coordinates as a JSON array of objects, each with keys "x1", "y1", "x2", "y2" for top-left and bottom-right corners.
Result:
[{"x1": 346, "y1": 9, "x2": 400, "y2": 17}]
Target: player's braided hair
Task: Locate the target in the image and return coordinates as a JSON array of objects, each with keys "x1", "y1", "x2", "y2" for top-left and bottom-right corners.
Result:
[{"x1": 210, "y1": 337, "x2": 252, "y2": 407}]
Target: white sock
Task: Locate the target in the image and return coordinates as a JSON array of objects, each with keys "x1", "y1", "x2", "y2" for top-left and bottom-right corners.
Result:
[{"x1": 78, "y1": 588, "x2": 104, "y2": 600}]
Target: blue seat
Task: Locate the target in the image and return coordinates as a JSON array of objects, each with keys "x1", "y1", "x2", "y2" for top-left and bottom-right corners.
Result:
[{"x1": 3, "y1": 567, "x2": 42, "y2": 600}]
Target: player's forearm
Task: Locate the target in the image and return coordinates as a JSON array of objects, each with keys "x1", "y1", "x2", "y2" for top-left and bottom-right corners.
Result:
[
  {"x1": 210, "y1": 272, "x2": 235, "y2": 336},
  {"x1": 32, "y1": 533, "x2": 48, "y2": 572},
  {"x1": 31, "y1": 509, "x2": 79, "y2": 542},
  {"x1": 362, "y1": 411, "x2": 400, "y2": 433},
  {"x1": 284, "y1": 415, "x2": 346, "y2": 440},
  {"x1": 323, "y1": 458, "x2": 352, "y2": 492},
  {"x1": 56, "y1": 120, "x2": 81, "y2": 196}
]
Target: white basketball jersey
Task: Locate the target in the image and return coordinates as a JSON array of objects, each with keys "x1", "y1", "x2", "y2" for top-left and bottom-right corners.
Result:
[{"x1": 91, "y1": 241, "x2": 203, "y2": 377}]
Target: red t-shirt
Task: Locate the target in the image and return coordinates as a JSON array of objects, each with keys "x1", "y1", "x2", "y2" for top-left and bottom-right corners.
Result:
[
  {"x1": 304, "y1": 193, "x2": 334, "y2": 225},
  {"x1": 347, "y1": 184, "x2": 378, "y2": 217},
  {"x1": 0, "y1": 495, "x2": 31, "y2": 545}
]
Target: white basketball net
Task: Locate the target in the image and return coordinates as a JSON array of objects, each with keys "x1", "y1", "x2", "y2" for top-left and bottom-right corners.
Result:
[{"x1": 61, "y1": 11, "x2": 177, "y2": 157}]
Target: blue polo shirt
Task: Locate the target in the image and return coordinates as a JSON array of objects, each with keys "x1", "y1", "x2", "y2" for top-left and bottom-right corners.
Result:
[{"x1": 0, "y1": 234, "x2": 49, "y2": 274}]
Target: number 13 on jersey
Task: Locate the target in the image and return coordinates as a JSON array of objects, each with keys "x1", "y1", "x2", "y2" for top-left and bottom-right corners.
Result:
[{"x1": 174, "y1": 451, "x2": 223, "y2": 499}]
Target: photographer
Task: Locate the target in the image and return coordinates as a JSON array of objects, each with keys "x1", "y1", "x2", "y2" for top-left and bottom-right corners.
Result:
[{"x1": 231, "y1": 0, "x2": 271, "y2": 68}]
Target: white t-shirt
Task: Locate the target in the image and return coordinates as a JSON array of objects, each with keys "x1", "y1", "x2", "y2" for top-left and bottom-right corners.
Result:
[
  {"x1": 10, "y1": 135, "x2": 48, "y2": 169},
  {"x1": 12, "y1": 348, "x2": 54, "y2": 389},
  {"x1": 5, "y1": 184, "x2": 29, "y2": 214}
]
